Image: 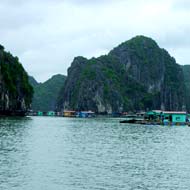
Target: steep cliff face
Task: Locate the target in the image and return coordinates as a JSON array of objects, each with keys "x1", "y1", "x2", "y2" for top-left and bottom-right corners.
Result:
[
  {"x1": 0, "y1": 45, "x2": 33, "y2": 115},
  {"x1": 182, "y1": 65, "x2": 190, "y2": 112},
  {"x1": 58, "y1": 36, "x2": 185, "y2": 113}
]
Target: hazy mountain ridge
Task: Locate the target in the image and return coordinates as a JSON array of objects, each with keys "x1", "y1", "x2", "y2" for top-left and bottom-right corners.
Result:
[{"x1": 30, "y1": 74, "x2": 66, "y2": 111}]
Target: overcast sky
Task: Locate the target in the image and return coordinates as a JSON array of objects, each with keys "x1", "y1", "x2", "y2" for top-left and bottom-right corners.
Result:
[{"x1": 0, "y1": 0, "x2": 190, "y2": 82}]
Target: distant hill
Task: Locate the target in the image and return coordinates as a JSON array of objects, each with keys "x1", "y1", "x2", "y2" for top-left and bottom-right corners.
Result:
[
  {"x1": 57, "y1": 36, "x2": 186, "y2": 113},
  {"x1": 29, "y1": 76, "x2": 39, "y2": 87},
  {"x1": 30, "y1": 74, "x2": 66, "y2": 111}
]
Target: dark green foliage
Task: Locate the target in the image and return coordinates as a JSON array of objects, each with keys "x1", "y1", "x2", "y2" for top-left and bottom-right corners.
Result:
[
  {"x1": 31, "y1": 74, "x2": 66, "y2": 111},
  {"x1": 58, "y1": 36, "x2": 186, "y2": 113},
  {"x1": 81, "y1": 66, "x2": 96, "y2": 80},
  {"x1": 0, "y1": 45, "x2": 4, "y2": 50},
  {"x1": 182, "y1": 65, "x2": 190, "y2": 111},
  {"x1": 0, "y1": 46, "x2": 33, "y2": 112}
]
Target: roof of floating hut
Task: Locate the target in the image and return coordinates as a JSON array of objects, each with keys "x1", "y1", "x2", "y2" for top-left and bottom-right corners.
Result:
[
  {"x1": 63, "y1": 110, "x2": 76, "y2": 113},
  {"x1": 80, "y1": 111, "x2": 95, "y2": 114},
  {"x1": 48, "y1": 111, "x2": 55, "y2": 113},
  {"x1": 146, "y1": 110, "x2": 162, "y2": 115},
  {"x1": 162, "y1": 111, "x2": 186, "y2": 115},
  {"x1": 146, "y1": 110, "x2": 187, "y2": 116}
]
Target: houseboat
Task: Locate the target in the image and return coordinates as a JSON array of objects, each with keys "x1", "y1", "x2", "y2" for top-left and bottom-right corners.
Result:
[
  {"x1": 37, "y1": 111, "x2": 43, "y2": 116},
  {"x1": 120, "y1": 110, "x2": 188, "y2": 126},
  {"x1": 47, "y1": 111, "x2": 56, "y2": 116},
  {"x1": 161, "y1": 111, "x2": 187, "y2": 125},
  {"x1": 63, "y1": 110, "x2": 76, "y2": 117},
  {"x1": 76, "y1": 111, "x2": 95, "y2": 118}
]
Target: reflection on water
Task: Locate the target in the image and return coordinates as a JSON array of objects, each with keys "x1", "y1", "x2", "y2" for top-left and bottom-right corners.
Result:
[{"x1": 1, "y1": 116, "x2": 190, "y2": 189}]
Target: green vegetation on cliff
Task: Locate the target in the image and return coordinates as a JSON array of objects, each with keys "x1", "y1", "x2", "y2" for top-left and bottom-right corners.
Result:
[
  {"x1": 182, "y1": 65, "x2": 190, "y2": 111},
  {"x1": 30, "y1": 74, "x2": 66, "y2": 111},
  {"x1": 57, "y1": 36, "x2": 186, "y2": 113},
  {"x1": 0, "y1": 45, "x2": 33, "y2": 114}
]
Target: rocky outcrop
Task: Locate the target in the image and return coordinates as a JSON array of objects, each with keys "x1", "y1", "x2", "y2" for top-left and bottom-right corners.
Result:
[
  {"x1": 57, "y1": 36, "x2": 186, "y2": 113},
  {"x1": 0, "y1": 45, "x2": 33, "y2": 116},
  {"x1": 182, "y1": 65, "x2": 190, "y2": 112}
]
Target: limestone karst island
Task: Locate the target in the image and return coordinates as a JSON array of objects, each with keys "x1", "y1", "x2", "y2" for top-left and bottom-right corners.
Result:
[
  {"x1": 1, "y1": 36, "x2": 190, "y2": 125},
  {"x1": 2, "y1": 1, "x2": 190, "y2": 189}
]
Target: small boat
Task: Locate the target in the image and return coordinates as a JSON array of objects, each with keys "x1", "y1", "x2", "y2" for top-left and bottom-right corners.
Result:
[
  {"x1": 120, "y1": 110, "x2": 190, "y2": 126},
  {"x1": 76, "y1": 111, "x2": 95, "y2": 118}
]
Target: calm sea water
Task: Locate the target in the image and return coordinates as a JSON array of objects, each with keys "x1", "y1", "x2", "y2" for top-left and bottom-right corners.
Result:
[{"x1": 0, "y1": 116, "x2": 190, "y2": 190}]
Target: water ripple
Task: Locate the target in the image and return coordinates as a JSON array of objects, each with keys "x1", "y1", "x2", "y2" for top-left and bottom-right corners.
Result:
[{"x1": 0, "y1": 117, "x2": 190, "y2": 189}]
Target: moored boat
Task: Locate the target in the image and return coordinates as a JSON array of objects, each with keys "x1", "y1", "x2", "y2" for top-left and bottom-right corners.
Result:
[{"x1": 120, "y1": 110, "x2": 189, "y2": 126}]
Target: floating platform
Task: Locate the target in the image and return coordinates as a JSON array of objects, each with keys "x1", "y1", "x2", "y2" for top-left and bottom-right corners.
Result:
[{"x1": 120, "y1": 119, "x2": 190, "y2": 126}]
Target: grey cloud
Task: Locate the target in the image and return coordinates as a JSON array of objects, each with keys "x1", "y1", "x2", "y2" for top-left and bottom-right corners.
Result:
[
  {"x1": 158, "y1": 27, "x2": 190, "y2": 49},
  {"x1": 172, "y1": 0, "x2": 190, "y2": 11},
  {"x1": 0, "y1": 0, "x2": 189, "y2": 82}
]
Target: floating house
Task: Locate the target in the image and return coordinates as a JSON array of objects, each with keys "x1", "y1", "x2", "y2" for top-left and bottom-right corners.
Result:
[
  {"x1": 121, "y1": 110, "x2": 188, "y2": 125},
  {"x1": 37, "y1": 111, "x2": 43, "y2": 116},
  {"x1": 27, "y1": 110, "x2": 37, "y2": 116},
  {"x1": 63, "y1": 110, "x2": 76, "y2": 117},
  {"x1": 162, "y1": 111, "x2": 187, "y2": 125},
  {"x1": 145, "y1": 110, "x2": 187, "y2": 125},
  {"x1": 47, "y1": 111, "x2": 55, "y2": 116},
  {"x1": 56, "y1": 112, "x2": 62, "y2": 116},
  {"x1": 76, "y1": 111, "x2": 95, "y2": 118},
  {"x1": 145, "y1": 110, "x2": 162, "y2": 121}
]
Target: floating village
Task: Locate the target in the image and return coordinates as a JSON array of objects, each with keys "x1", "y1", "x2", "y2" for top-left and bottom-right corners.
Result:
[
  {"x1": 28, "y1": 110, "x2": 190, "y2": 126},
  {"x1": 28, "y1": 110, "x2": 96, "y2": 118}
]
